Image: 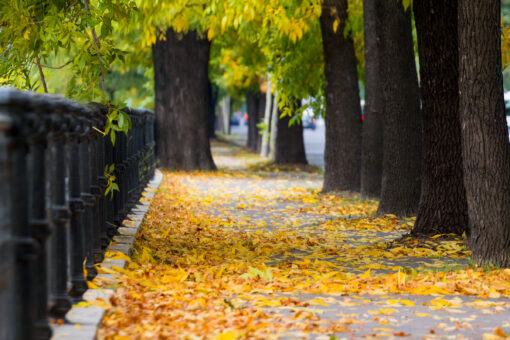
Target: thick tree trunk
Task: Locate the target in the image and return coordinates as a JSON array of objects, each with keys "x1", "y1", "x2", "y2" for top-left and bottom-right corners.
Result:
[
  {"x1": 377, "y1": 1, "x2": 422, "y2": 216},
  {"x1": 246, "y1": 91, "x2": 265, "y2": 153},
  {"x1": 459, "y1": 0, "x2": 510, "y2": 267},
  {"x1": 361, "y1": 0, "x2": 384, "y2": 199},
  {"x1": 412, "y1": 0, "x2": 468, "y2": 236},
  {"x1": 152, "y1": 29, "x2": 216, "y2": 170},
  {"x1": 275, "y1": 104, "x2": 307, "y2": 164},
  {"x1": 320, "y1": 0, "x2": 362, "y2": 192}
]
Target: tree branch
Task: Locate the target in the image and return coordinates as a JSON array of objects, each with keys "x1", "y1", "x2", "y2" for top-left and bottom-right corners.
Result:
[
  {"x1": 84, "y1": 0, "x2": 105, "y2": 93},
  {"x1": 39, "y1": 60, "x2": 72, "y2": 69},
  {"x1": 35, "y1": 56, "x2": 49, "y2": 93}
]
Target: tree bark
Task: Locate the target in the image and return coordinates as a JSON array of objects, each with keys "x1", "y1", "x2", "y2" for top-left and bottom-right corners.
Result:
[
  {"x1": 459, "y1": 0, "x2": 510, "y2": 267},
  {"x1": 152, "y1": 29, "x2": 216, "y2": 170},
  {"x1": 361, "y1": 0, "x2": 384, "y2": 199},
  {"x1": 377, "y1": 0, "x2": 422, "y2": 216},
  {"x1": 208, "y1": 81, "x2": 218, "y2": 139},
  {"x1": 320, "y1": 0, "x2": 362, "y2": 192},
  {"x1": 246, "y1": 90, "x2": 265, "y2": 153},
  {"x1": 412, "y1": 0, "x2": 468, "y2": 236},
  {"x1": 275, "y1": 103, "x2": 307, "y2": 164}
]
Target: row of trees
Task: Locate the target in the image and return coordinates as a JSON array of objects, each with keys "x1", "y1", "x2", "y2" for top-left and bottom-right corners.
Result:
[
  {"x1": 1, "y1": 0, "x2": 510, "y2": 266},
  {"x1": 149, "y1": 0, "x2": 510, "y2": 266}
]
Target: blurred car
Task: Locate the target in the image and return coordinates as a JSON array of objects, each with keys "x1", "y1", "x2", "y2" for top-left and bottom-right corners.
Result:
[
  {"x1": 230, "y1": 114, "x2": 240, "y2": 126},
  {"x1": 302, "y1": 116, "x2": 316, "y2": 130}
]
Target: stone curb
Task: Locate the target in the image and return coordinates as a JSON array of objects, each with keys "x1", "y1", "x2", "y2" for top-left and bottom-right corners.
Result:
[{"x1": 51, "y1": 169, "x2": 164, "y2": 340}]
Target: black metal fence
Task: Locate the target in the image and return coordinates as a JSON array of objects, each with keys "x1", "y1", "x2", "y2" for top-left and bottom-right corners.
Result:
[{"x1": 0, "y1": 88, "x2": 156, "y2": 340}]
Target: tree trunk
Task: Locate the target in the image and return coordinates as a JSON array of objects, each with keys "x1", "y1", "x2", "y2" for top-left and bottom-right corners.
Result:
[
  {"x1": 320, "y1": 0, "x2": 362, "y2": 192},
  {"x1": 216, "y1": 104, "x2": 225, "y2": 134},
  {"x1": 412, "y1": 0, "x2": 468, "y2": 236},
  {"x1": 208, "y1": 81, "x2": 218, "y2": 139},
  {"x1": 459, "y1": 0, "x2": 510, "y2": 267},
  {"x1": 152, "y1": 29, "x2": 216, "y2": 170},
  {"x1": 269, "y1": 91, "x2": 279, "y2": 161},
  {"x1": 261, "y1": 75, "x2": 272, "y2": 157},
  {"x1": 223, "y1": 95, "x2": 231, "y2": 134},
  {"x1": 377, "y1": 0, "x2": 422, "y2": 216},
  {"x1": 275, "y1": 104, "x2": 307, "y2": 164},
  {"x1": 216, "y1": 95, "x2": 231, "y2": 134},
  {"x1": 361, "y1": 0, "x2": 384, "y2": 199},
  {"x1": 246, "y1": 91, "x2": 264, "y2": 153}
]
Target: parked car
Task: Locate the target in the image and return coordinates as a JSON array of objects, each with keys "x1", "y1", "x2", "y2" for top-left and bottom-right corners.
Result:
[
  {"x1": 302, "y1": 116, "x2": 316, "y2": 130},
  {"x1": 230, "y1": 114, "x2": 240, "y2": 126}
]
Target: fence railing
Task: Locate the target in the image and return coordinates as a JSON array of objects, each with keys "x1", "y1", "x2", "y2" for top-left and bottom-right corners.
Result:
[{"x1": 0, "y1": 88, "x2": 156, "y2": 340}]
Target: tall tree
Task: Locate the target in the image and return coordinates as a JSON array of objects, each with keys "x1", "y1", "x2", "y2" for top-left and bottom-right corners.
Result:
[
  {"x1": 377, "y1": 0, "x2": 422, "y2": 216},
  {"x1": 320, "y1": 0, "x2": 362, "y2": 192},
  {"x1": 153, "y1": 29, "x2": 216, "y2": 170},
  {"x1": 412, "y1": 0, "x2": 468, "y2": 235},
  {"x1": 361, "y1": 0, "x2": 384, "y2": 199},
  {"x1": 459, "y1": 0, "x2": 510, "y2": 266},
  {"x1": 275, "y1": 104, "x2": 308, "y2": 164},
  {"x1": 246, "y1": 90, "x2": 265, "y2": 153}
]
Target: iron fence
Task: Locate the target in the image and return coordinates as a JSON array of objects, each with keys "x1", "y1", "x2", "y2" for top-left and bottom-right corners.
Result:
[{"x1": 0, "y1": 88, "x2": 156, "y2": 340}]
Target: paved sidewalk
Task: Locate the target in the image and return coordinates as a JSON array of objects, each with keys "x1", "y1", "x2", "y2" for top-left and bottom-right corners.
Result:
[
  {"x1": 205, "y1": 142, "x2": 510, "y2": 339},
  {"x1": 97, "y1": 141, "x2": 510, "y2": 339}
]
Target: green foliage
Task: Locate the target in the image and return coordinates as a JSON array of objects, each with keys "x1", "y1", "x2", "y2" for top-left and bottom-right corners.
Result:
[
  {"x1": 104, "y1": 163, "x2": 119, "y2": 199},
  {"x1": 0, "y1": 0, "x2": 136, "y2": 100}
]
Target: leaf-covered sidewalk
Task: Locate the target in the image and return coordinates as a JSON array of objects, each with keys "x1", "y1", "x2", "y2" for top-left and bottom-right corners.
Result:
[{"x1": 96, "y1": 140, "x2": 510, "y2": 339}]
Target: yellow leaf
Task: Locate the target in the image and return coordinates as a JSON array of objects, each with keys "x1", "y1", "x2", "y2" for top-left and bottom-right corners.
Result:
[
  {"x1": 214, "y1": 331, "x2": 238, "y2": 340},
  {"x1": 105, "y1": 250, "x2": 132, "y2": 262},
  {"x1": 399, "y1": 299, "x2": 416, "y2": 306},
  {"x1": 415, "y1": 312, "x2": 430, "y2": 317},
  {"x1": 361, "y1": 269, "x2": 371, "y2": 279},
  {"x1": 333, "y1": 18, "x2": 340, "y2": 33},
  {"x1": 208, "y1": 28, "x2": 215, "y2": 40},
  {"x1": 74, "y1": 301, "x2": 91, "y2": 308},
  {"x1": 88, "y1": 281, "x2": 100, "y2": 289}
]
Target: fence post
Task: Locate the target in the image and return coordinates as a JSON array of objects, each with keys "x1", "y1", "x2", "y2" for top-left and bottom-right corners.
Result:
[
  {"x1": 104, "y1": 129, "x2": 116, "y2": 241},
  {"x1": 48, "y1": 97, "x2": 72, "y2": 318},
  {"x1": 0, "y1": 89, "x2": 40, "y2": 340},
  {"x1": 68, "y1": 107, "x2": 88, "y2": 301},
  {"x1": 88, "y1": 107, "x2": 103, "y2": 265},
  {"x1": 79, "y1": 108, "x2": 97, "y2": 281},
  {"x1": 88, "y1": 104, "x2": 108, "y2": 252},
  {"x1": 0, "y1": 108, "x2": 14, "y2": 340},
  {"x1": 27, "y1": 94, "x2": 53, "y2": 340},
  {"x1": 119, "y1": 123, "x2": 128, "y2": 223}
]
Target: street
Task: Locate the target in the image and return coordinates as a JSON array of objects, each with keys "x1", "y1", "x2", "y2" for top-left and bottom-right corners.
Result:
[{"x1": 230, "y1": 118, "x2": 325, "y2": 169}]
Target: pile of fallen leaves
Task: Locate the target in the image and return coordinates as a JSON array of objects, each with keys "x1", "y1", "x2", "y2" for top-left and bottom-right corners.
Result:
[{"x1": 96, "y1": 169, "x2": 510, "y2": 339}]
